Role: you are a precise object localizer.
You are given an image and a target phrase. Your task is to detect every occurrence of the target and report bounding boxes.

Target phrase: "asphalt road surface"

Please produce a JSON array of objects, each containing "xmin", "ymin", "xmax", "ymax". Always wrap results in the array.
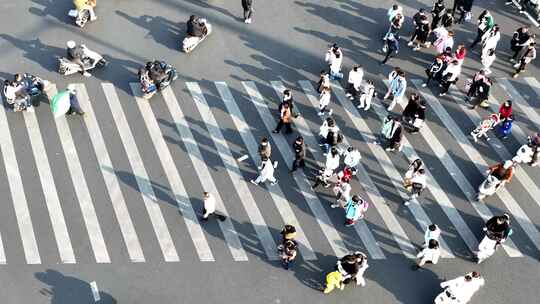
[{"xmin": 0, "ymin": 0, "xmax": 539, "ymax": 303}]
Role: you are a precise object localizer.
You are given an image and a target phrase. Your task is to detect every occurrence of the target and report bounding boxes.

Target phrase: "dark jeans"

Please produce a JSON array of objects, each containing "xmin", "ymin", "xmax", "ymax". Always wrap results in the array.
[
  {"xmin": 274, "ymin": 120, "xmax": 292, "ymax": 133},
  {"xmin": 68, "ymin": 94, "xmax": 84, "ymax": 114},
  {"xmin": 346, "ymin": 83, "xmax": 359, "ymax": 98},
  {"xmin": 291, "ymin": 158, "xmax": 305, "ymax": 171},
  {"xmin": 440, "ymin": 80, "xmax": 454, "ymax": 94},
  {"xmin": 381, "ymin": 48, "xmax": 396, "ymax": 64},
  {"xmin": 243, "ymin": 7, "xmax": 253, "ymax": 20},
  {"xmin": 311, "ymin": 174, "xmax": 329, "ymax": 189},
  {"xmin": 515, "ymin": 60, "xmax": 527, "ymax": 73},
  {"xmin": 511, "ymin": 46, "xmax": 524, "ymax": 60},
  {"xmin": 470, "ymin": 28, "xmax": 485, "ymax": 48}
]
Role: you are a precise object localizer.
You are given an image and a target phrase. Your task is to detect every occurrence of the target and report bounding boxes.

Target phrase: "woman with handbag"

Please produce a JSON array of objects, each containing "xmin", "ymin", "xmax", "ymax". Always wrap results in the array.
[
  {"xmin": 404, "ymin": 169, "xmax": 427, "ymax": 206},
  {"xmin": 439, "ymin": 60, "xmax": 461, "ymax": 96}
]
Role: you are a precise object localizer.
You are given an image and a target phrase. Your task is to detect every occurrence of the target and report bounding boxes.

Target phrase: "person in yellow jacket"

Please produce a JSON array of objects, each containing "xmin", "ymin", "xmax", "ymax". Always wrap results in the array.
[
  {"xmin": 323, "ymin": 271, "xmax": 345, "ymax": 294},
  {"xmin": 74, "ymin": 0, "xmax": 97, "ymax": 21}
]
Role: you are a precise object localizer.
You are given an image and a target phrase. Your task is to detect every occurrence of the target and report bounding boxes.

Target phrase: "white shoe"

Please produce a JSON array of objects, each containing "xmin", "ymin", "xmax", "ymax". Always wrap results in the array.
[
  {"xmin": 345, "ymin": 93, "xmax": 352, "ymax": 97},
  {"xmin": 328, "ymin": 109, "xmax": 333, "ymax": 115},
  {"xmin": 421, "ymin": 83, "xmax": 427, "ymax": 87},
  {"xmin": 330, "ymin": 204, "xmax": 340, "ymax": 208},
  {"xmin": 244, "ymin": 19, "xmax": 249, "ymax": 23},
  {"xmin": 90, "ymin": 16, "xmax": 98, "ymax": 21},
  {"xmin": 403, "ymin": 201, "xmax": 410, "ymax": 206},
  {"xmin": 270, "ymin": 181, "xmax": 278, "ymax": 186},
  {"xmin": 250, "ymin": 180, "xmax": 258, "ymax": 185},
  {"xmin": 247, "ymin": 18, "xmax": 252, "ymax": 24},
  {"xmin": 83, "ymin": 72, "xmax": 92, "ymax": 77},
  {"xmin": 407, "ymin": 41, "xmax": 414, "ymax": 47},
  {"xmin": 513, "ymin": 63, "xmax": 520, "ymax": 68},
  {"xmin": 317, "ymin": 111, "xmax": 324, "ymax": 116}
]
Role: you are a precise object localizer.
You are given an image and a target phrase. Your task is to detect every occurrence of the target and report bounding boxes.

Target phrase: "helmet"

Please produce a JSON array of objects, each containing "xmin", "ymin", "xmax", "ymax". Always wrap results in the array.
[
  {"xmin": 66, "ymin": 40, "xmax": 76, "ymax": 48},
  {"xmin": 503, "ymin": 160, "xmax": 513, "ymax": 169}
]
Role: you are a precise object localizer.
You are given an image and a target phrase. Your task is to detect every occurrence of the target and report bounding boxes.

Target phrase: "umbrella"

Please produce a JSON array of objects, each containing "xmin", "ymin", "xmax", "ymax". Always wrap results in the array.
[{"xmin": 50, "ymin": 90, "xmax": 71, "ymax": 118}]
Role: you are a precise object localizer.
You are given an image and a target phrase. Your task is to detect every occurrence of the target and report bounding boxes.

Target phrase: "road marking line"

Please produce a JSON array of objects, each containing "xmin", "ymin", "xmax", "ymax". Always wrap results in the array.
[
  {"xmin": 273, "ymin": 81, "xmax": 385, "ymax": 259},
  {"xmin": 163, "ymin": 85, "xmax": 248, "ymax": 261},
  {"xmin": 50, "ymin": 85, "xmax": 110, "ymax": 263},
  {"xmin": 503, "ymin": 78, "xmax": 540, "ymax": 131},
  {"xmin": 185, "ymin": 83, "xmax": 279, "ymax": 260},
  {"xmin": 130, "ymin": 83, "xmax": 214, "ymax": 262},
  {"xmin": 0, "ymin": 93, "xmax": 41, "ymax": 264},
  {"xmin": 0, "ymin": 233, "xmax": 5, "ymax": 264},
  {"xmin": 217, "ymin": 82, "xmax": 318, "ymax": 260},
  {"xmin": 237, "ymin": 155, "xmax": 249, "ymax": 162},
  {"xmin": 300, "ymin": 80, "xmax": 418, "ymax": 258},
  {"xmin": 74, "ymin": 84, "xmax": 145, "ymax": 263},
  {"xmin": 103, "ymin": 83, "xmax": 179, "ymax": 262},
  {"xmin": 413, "ymin": 79, "xmax": 523, "ymax": 257},
  {"xmin": 90, "ymin": 281, "xmax": 100, "ymax": 302},
  {"xmin": 23, "ymin": 99, "xmax": 76, "ymax": 263}
]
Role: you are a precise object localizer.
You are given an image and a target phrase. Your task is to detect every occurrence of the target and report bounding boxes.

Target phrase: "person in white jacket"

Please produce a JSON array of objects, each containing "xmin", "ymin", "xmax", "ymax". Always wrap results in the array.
[
  {"xmin": 415, "ymin": 239, "xmax": 440, "ymax": 269},
  {"xmin": 332, "ymin": 176, "xmax": 351, "ymax": 208},
  {"xmin": 342, "ymin": 146, "xmax": 361, "ymax": 175},
  {"xmin": 318, "ymin": 87, "xmax": 333, "ymax": 116},
  {"xmin": 423, "ymin": 224, "xmax": 441, "ymax": 248},
  {"xmin": 437, "ymin": 272, "xmax": 484, "ymax": 304},
  {"xmin": 312, "ymin": 148, "xmax": 340, "ymax": 190},
  {"xmin": 201, "ymin": 192, "xmax": 226, "ymax": 222},
  {"xmin": 251, "ymin": 156, "xmax": 277, "ymax": 186},
  {"xmin": 345, "ymin": 66, "xmax": 364, "ymax": 100},
  {"xmin": 404, "ymin": 168, "xmax": 427, "ymax": 206},
  {"xmin": 358, "ymin": 80, "xmax": 375, "ymax": 111},
  {"xmin": 481, "ymin": 48, "xmax": 496, "ymax": 75},
  {"xmin": 325, "ymin": 44, "xmax": 344, "ymax": 80},
  {"xmin": 481, "ymin": 25, "xmax": 500, "ymax": 57}
]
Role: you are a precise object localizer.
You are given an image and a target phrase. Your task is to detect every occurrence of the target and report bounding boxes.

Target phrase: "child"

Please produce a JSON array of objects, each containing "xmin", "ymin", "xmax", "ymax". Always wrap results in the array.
[
  {"xmin": 358, "ymin": 80, "xmax": 376, "ymax": 110},
  {"xmin": 344, "ymin": 195, "xmax": 369, "ymax": 227},
  {"xmin": 280, "ymin": 239, "xmax": 297, "ymax": 270},
  {"xmin": 470, "ymin": 113, "xmax": 500, "ymax": 142},
  {"xmin": 323, "ymin": 270, "xmax": 345, "ymax": 294}
]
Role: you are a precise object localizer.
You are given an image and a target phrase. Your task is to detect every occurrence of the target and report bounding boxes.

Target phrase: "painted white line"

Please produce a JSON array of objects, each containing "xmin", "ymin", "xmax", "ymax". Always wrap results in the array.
[
  {"xmin": 272, "ymin": 81, "xmax": 385, "ymax": 259},
  {"xmin": 184, "ymin": 83, "xmax": 278, "ymax": 260},
  {"xmin": 413, "ymin": 79, "xmax": 524, "ymax": 257},
  {"xmin": 129, "ymin": 83, "xmax": 214, "ymax": 262},
  {"xmin": 162, "ymin": 85, "xmax": 248, "ymax": 261},
  {"xmin": 73, "ymin": 84, "xmax": 145, "ymax": 263},
  {"xmin": 90, "ymin": 281, "xmax": 100, "ymax": 302},
  {"xmin": 299, "ymin": 80, "xmax": 415, "ymax": 258},
  {"xmin": 237, "ymin": 155, "xmax": 249, "ymax": 162},
  {"xmin": 0, "ymin": 94, "xmax": 41, "ymax": 264},
  {"xmin": 23, "ymin": 100, "xmax": 76, "ymax": 263},
  {"xmin": 51, "ymin": 85, "xmax": 110, "ymax": 263},
  {"xmin": 103, "ymin": 83, "xmax": 179, "ymax": 262},
  {"xmin": 375, "ymin": 81, "xmax": 479, "ymax": 254},
  {"xmin": 0, "ymin": 233, "xmax": 6, "ymax": 264},
  {"xmin": 216, "ymin": 82, "xmax": 318, "ymax": 260}
]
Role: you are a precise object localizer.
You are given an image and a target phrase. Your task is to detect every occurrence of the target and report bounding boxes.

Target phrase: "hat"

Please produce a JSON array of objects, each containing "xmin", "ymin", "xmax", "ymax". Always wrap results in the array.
[{"xmin": 66, "ymin": 40, "xmax": 76, "ymax": 48}]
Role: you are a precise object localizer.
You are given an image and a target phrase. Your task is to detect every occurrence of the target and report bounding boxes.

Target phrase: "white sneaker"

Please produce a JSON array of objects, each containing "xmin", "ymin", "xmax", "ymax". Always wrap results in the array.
[
  {"xmin": 513, "ymin": 63, "xmax": 520, "ymax": 68},
  {"xmin": 250, "ymin": 180, "xmax": 258, "ymax": 185},
  {"xmin": 407, "ymin": 41, "xmax": 414, "ymax": 47},
  {"xmin": 421, "ymin": 83, "xmax": 427, "ymax": 87},
  {"xmin": 345, "ymin": 93, "xmax": 352, "ymax": 97},
  {"xmin": 330, "ymin": 204, "xmax": 340, "ymax": 208},
  {"xmin": 83, "ymin": 72, "xmax": 92, "ymax": 77},
  {"xmin": 244, "ymin": 19, "xmax": 249, "ymax": 23},
  {"xmin": 403, "ymin": 201, "xmax": 410, "ymax": 206},
  {"xmin": 247, "ymin": 18, "xmax": 252, "ymax": 24},
  {"xmin": 317, "ymin": 111, "xmax": 324, "ymax": 116},
  {"xmin": 270, "ymin": 181, "xmax": 278, "ymax": 186},
  {"xmin": 328, "ymin": 109, "xmax": 333, "ymax": 115}
]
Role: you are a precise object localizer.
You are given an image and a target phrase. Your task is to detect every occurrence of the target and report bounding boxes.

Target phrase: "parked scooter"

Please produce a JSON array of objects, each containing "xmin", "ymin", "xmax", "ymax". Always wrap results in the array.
[
  {"xmin": 513, "ymin": 136, "xmax": 540, "ymax": 166},
  {"xmin": 58, "ymin": 44, "xmax": 107, "ymax": 76},
  {"xmin": 182, "ymin": 19, "xmax": 212, "ymax": 53}
]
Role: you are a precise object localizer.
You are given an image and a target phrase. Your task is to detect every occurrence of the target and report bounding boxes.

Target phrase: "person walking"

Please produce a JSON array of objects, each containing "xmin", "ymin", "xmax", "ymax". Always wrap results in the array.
[
  {"xmin": 481, "ymin": 49, "xmax": 496, "ymax": 75},
  {"xmin": 439, "ymin": 59, "xmax": 461, "ymax": 96},
  {"xmin": 312, "ymin": 147, "xmax": 340, "ymax": 190},
  {"xmin": 423, "ymin": 224, "xmax": 441, "ymax": 248},
  {"xmin": 433, "ymin": 30, "xmax": 454, "ymax": 54},
  {"xmin": 404, "ymin": 168, "xmax": 427, "ymax": 205},
  {"xmin": 318, "ymin": 86, "xmax": 333, "ymax": 116},
  {"xmin": 258, "ymin": 137, "xmax": 271, "ymax": 160},
  {"xmin": 409, "ymin": 15, "xmax": 430, "ymax": 51},
  {"xmin": 437, "ymin": 272, "xmax": 485, "ymax": 304},
  {"xmin": 512, "ymin": 42, "xmax": 536, "ymax": 78},
  {"xmin": 384, "ymin": 68, "xmax": 407, "ymax": 110},
  {"xmin": 381, "ymin": 115, "xmax": 403, "ymax": 151},
  {"xmin": 316, "ymin": 70, "xmax": 330, "ymax": 93},
  {"xmin": 481, "ymin": 25, "xmax": 500, "ymax": 58},
  {"xmin": 290, "ymin": 136, "xmax": 305, "ymax": 172},
  {"xmin": 251, "ymin": 156, "xmax": 277, "ymax": 186},
  {"xmin": 201, "ymin": 192, "xmax": 226, "ymax": 222},
  {"xmin": 66, "ymin": 85, "xmax": 85, "ymax": 116},
  {"xmin": 408, "ymin": 8, "xmax": 427, "ymax": 45},
  {"xmin": 323, "ymin": 270, "xmax": 345, "ymax": 294},
  {"xmin": 344, "ymin": 195, "xmax": 369, "ymax": 227},
  {"xmin": 241, "ymin": 0, "xmax": 253, "ymax": 24},
  {"xmin": 280, "ymin": 89, "xmax": 299, "ymax": 118},
  {"xmin": 387, "ymin": 4, "xmax": 403, "ymax": 24},
  {"xmin": 510, "ymin": 27, "xmax": 531, "ymax": 62},
  {"xmin": 422, "ymin": 56, "xmax": 444, "ymax": 87},
  {"xmin": 319, "ymin": 117, "xmax": 342, "ymax": 154},
  {"xmin": 342, "ymin": 146, "xmax": 361, "ymax": 175},
  {"xmin": 404, "ymin": 158, "xmax": 423, "ymax": 187},
  {"xmin": 358, "ymin": 80, "xmax": 376, "ymax": 110},
  {"xmin": 431, "ymin": 0, "xmax": 446, "ymax": 30},
  {"xmin": 401, "ymin": 94, "xmax": 426, "ymax": 133},
  {"xmin": 345, "ymin": 66, "xmax": 364, "ymax": 101},
  {"xmin": 454, "ymin": 43, "xmax": 467, "ymax": 66},
  {"xmin": 465, "ymin": 69, "xmax": 488, "ymax": 103},
  {"xmin": 325, "ymin": 44, "xmax": 344, "ymax": 80},
  {"xmin": 280, "ymin": 239, "xmax": 297, "ymax": 270},
  {"xmin": 272, "ymin": 102, "xmax": 293, "ymax": 134},
  {"xmin": 381, "ymin": 32, "xmax": 399, "ymax": 65},
  {"xmin": 332, "ymin": 175, "xmax": 352, "ymax": 208},
  {"xmin": 441, "ymin": 9, "xmax": 454, "ymax": 28},
  {"xmin": 415, "ymin": 239, "xmax": 441, "ymax": 269},
  {"xmin": 470, "ymin": 10, "xmax": 494, "ymax": 49}
]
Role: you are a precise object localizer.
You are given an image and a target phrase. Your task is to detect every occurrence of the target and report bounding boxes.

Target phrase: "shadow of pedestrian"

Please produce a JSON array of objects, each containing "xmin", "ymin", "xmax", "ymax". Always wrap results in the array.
[
  {"xmin": 0, "ymin": 35, "xmax": 63, "ymax": 73},
  {"xmin": 115, "ymin": 11, "xmax": 182, "ymax": 50},
  {"xmin": 35, "ymin": 269, "xmax": 117, "ymax": 304},
  {"xmin": 28, "ymin": 0, "xmax": 73, "ymax": 25}
]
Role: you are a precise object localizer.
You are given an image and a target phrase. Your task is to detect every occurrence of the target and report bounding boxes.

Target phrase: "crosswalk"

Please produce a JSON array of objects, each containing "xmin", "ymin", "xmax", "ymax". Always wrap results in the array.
[{"xmin": 0, "ymin": 76, "xmax": 539, "ymax": 264}]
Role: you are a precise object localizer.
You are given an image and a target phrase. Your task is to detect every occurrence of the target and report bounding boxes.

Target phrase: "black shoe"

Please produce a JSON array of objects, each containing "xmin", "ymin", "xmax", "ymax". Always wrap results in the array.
[
  {"xmin": 272, "ymin": 130, "xmax": 278, "ymax": 133},
  {"xmin": 218, "ymin": 215, "xmax": 227, "ymax": 222}
]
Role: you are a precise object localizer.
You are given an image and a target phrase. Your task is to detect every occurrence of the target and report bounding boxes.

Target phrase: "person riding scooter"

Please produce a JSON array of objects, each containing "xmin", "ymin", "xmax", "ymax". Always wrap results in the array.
[
  {"xmin": 66, "ymin": 40, "xmax": 91, "ymax": 77},
  {"xmin": 487, "ymin": 160, "xmax": 514, "ymax": 187},
  {"xmin": 186, "ymin": 15, "xmax": 207, "ymax": 38},
  {"xmin": 73, "ymin": 0, "xmax": 97, "ymax": 21},
  {"xmin": 145, "ymin": 60, "xmax": 176, "ymax": 90}
]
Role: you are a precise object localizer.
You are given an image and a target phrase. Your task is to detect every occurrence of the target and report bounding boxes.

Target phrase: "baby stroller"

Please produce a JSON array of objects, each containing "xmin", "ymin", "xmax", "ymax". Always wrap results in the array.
[{"xmin": 471, "ymin": 113, "xmax": 500, "ymax": 142}]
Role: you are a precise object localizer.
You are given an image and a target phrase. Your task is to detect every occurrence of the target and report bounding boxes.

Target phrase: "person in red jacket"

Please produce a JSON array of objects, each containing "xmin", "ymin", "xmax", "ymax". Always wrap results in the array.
[
  {"xmin": 454, "ymin": 43, "xmax": 467, "ymax": 65},
  {"xmin": 498, "ymin": 100, "xmax": 512, "ymax": 121}
]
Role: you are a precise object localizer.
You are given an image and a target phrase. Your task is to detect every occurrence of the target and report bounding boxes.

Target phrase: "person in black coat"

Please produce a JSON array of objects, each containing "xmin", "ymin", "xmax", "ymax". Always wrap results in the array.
[
  {"xmin": 242, "ymin": 0, "xmax": 253, "ymax": 24},
  {"xmin": 290, "ymin": 136, "xmax": 305, "ymax": 172},
  {"xmin": 431, "ymin": 0, "xmax": 445, "ymax": 29},
  {"xmin": 402, "ymin": 94, "xmax": 426, "ymax": 133}
]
